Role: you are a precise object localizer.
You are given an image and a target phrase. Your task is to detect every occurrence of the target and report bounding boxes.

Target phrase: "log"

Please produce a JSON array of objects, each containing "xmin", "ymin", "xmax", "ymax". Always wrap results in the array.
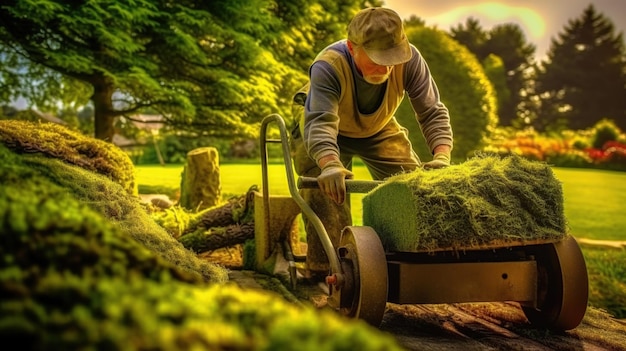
[
  {"xmin": 179, "ymin": 187, "xmax": 258, "ymax": 253},
  {"xmin": 184, "ymin": 187, "xmax": 256, "ymax": 234},
  {"xmin": 179, "ymin": 222, "xmax": 255, "ymax": 253},
  {"xmin": 179, "ymin": 147, "xmax": 221, "ymax": 211}
]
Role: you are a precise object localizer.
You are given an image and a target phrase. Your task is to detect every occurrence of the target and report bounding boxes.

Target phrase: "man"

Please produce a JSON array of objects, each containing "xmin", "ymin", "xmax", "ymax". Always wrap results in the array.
[{"xmin": 291, "ymin": 7, "xmax": 453, "ymax": 279}]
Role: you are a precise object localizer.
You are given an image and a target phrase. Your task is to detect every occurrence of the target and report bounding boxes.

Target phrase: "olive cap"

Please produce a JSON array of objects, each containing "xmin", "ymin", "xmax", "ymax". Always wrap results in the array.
[{"xmin": 347, "ymin": 7, "xmax": 412, "ymax": 66}]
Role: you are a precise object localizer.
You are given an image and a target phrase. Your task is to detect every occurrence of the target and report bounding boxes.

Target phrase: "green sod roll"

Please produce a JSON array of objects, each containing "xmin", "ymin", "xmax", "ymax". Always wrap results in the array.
[{"xmin": 362, "ymin": 154, "xmax": 568, "ymax": 252}]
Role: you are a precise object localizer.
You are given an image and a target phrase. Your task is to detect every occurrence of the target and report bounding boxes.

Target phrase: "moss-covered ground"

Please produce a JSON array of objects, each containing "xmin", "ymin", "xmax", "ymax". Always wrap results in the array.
[{"xmin": 0, "ymin": 120, "xmax": 402, "ymax": 350}]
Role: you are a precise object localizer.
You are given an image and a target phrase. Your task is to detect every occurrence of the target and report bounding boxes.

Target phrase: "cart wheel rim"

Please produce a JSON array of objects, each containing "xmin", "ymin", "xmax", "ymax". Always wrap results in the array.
[
  {"xmin": 338, "ymin": 226, "xmax": 388, "ymax": 326},
  {"xmin": 523, "ymin": 235, "xmax": 588, "ymax": 330}
]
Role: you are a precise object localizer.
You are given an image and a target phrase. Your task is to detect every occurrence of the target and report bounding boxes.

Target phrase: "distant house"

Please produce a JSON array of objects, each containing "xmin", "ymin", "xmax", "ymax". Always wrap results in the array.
[
  {"xmin": 33, "ymin": 110, "xmax": 66, "ymax": 125},
  {"xmin": 114, "ymin": 114, "xmax": 166, "ymax": 164},
  {"xmin": 113, "ymin": 114, "xmax": 165, "ymax": 148},
  {"xmin": 28, "ymin": 109, "xmax": 164, "ymax": 149}
]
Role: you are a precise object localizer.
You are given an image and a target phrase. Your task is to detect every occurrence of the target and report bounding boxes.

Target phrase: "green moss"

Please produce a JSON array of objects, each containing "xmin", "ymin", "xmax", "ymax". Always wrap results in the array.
[
  {"xmin": 0, "ymin": 142, "xmax": 227, "ymax": 283},
  {"xmin": 1, "ymin": 275, "xmax": 402, "ymax": 350},
  {"xmin": 0, "ymin": 150, "xmax": 211, "ymax": 284},
  {"xmin": 0, "ymin": 131, "xmax": 405, "ymax": 350},
  {"xmin": 363, "ymin": 154, "xmax": 567, "ymax": 251},
  {"xmin": 0, "ymin": 119, "xmax": 137, "ymax": 195}
]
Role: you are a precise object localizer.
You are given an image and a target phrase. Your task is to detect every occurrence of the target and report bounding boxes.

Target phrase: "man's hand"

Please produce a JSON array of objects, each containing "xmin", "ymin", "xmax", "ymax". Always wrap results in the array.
[
  {"xmin": 317, "ymin": 160, "xmax": 354, "ymax": 205},
  {"xmin": 422, "ymin": 152, "xmax": 450, "ymax": 170}
]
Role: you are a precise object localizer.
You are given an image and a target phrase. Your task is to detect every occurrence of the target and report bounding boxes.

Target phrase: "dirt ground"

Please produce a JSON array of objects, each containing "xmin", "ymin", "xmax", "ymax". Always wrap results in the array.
[{"xmin": 207, "ymin": 245, "xmax": 626, "ymax": 351}]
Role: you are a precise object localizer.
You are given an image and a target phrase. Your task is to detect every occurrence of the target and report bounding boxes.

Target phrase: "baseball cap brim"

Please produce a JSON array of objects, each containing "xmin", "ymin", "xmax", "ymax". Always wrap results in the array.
[{"xmin": 364, "ymin": 37, "xmax": 412, "ymax": 66}]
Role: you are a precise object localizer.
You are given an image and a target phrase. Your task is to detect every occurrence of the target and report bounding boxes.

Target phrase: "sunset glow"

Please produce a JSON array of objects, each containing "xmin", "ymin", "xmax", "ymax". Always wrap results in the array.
[{"xmin": 430, "ymin": 2, "xmax": 546, "ymax": 39}]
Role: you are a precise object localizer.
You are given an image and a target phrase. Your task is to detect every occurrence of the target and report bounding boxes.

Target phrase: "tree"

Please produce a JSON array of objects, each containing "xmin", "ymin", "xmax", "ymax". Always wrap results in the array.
[
  {"xmin": 534, "ymin": 5, "xmax": 626, "ymax": 131},
  {"xmin": 484, "ymin": 24, "xmax": 536, "ymax": 127},
  {"xmin": 267, "ymin": 0, "xmax": 381, "ymax": 72},
  {"xmin": 0, "ymin": 0, "xmax": 367, "ymax": 141},
  {"xmin": 449, "ymin": 18, "xmax": 489, "ymax": 59},
  {"xmin": 450, "ymin": 19, "xmax": 536, "ymax": 127}
]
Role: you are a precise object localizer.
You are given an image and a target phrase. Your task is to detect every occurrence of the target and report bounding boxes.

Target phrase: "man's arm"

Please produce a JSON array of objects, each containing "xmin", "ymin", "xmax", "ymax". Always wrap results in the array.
[
  {"xmin": 304, "ymin": 61, "xmax": 354, "ymax": 204},
  {"xmin": 403, "ymin": 46, "xmax": 453, "ymax": 157},
  {"xmin": 303, "ymin": 61, "xmax": 343, "ymax": 168}
]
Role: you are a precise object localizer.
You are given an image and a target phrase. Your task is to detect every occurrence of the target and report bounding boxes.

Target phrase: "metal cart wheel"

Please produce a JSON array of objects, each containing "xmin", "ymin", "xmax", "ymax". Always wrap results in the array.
[
  {"xmin": 332, "ymin": 226, "xmax": 388, "ymax": 326},
  {"xmin": 522, "ymin": 235, "xmax": 589, "ymax": 330}
]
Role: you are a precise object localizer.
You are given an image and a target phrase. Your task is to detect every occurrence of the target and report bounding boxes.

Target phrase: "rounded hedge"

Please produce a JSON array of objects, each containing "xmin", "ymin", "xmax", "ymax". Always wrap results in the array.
[{"xmin": 395, "ymin": 26, "xmax": 498, "ymax": 162}]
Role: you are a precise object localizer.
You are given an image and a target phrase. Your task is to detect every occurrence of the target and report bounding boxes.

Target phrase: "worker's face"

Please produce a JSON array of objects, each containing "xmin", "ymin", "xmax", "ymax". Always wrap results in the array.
[{"xmin": 349, "ymin": 42, "xmax": 392, "ymax": 85}]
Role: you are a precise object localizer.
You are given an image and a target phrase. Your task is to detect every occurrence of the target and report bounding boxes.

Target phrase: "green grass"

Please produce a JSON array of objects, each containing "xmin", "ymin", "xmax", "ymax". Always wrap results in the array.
[
  {"xmin": 136, "ymin": 164, "xmax": 626, "ymax": 241},
  {"xmin": 551, "ymin": 168, "xmax": 626, "ymax": 240}
]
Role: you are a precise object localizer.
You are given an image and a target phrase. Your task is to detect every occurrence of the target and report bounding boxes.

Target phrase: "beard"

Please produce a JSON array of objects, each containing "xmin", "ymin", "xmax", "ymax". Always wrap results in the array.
[{"xmin": 363, "ymin": 73, "xmax": 390, "ymax": 85}]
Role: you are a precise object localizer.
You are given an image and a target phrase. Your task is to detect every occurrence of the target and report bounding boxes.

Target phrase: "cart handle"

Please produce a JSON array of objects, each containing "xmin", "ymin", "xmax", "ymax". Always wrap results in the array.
[
  {"xmin": 298, "ymin": 177, "xmax": 383, "ymax": 194},
  {"xmin": 260, "ymin": 114, "xmax": 344, "ymax": 280}
]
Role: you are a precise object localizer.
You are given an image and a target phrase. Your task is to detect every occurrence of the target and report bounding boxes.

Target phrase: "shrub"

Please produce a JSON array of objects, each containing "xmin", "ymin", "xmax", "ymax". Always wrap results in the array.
[
  {"xmin": 483, "ymin": 122, "xmax": 626, "ymax": 171},
  {"xmin": 396, "ymin": 25, "xmax": 498, "ymax": 162},
  {"xmin": 545, "ymin": 149, "xmax": 592, "ymax": 168},
  {"xmin": 591, "ymin": 119, "xmax": 622, "ymax": 149}
]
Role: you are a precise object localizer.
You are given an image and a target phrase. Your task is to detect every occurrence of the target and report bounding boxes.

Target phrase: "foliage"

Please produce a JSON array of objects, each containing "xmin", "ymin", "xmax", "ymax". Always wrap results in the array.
[
  {"xmin": 396, "ymin": 25, "xmax": 498, "ymax": 161},
  {"xmin": 484, "ymin": 119, "xmax": 626, "ymax": 171},
  {"xmin": 265, "ymin": 0, "xmax": 378, "ymax": 72},
  {"xmin": 482, "ymin": 54, "xmax": 510, "ymax": 117},
  {"xmin": 534, "ymin": 5, "xmax": 626, "ymax": 131},
  {"xmin": 448, "ymin": 18, "xmax": 488, "ymax": 57},
  {"xmin": 590, "ymin": 119, "xmax": 623, "ymax": 149},
  {"xmin": 0, "ymin": 0, "xmax": 365, "ymax": 142},
  {"xmin": 450, "ymin": 18, "xmax": 536, "ymax": 127}
]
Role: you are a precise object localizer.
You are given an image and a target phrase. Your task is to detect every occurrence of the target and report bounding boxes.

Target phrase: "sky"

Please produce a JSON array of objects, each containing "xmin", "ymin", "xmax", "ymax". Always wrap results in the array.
[{"xmin": 383, "ymin": 0, "xmax": 626, "ymax": 59}]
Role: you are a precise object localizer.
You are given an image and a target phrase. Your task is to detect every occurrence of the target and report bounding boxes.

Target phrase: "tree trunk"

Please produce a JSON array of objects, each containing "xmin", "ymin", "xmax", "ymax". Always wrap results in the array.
[
  {"xmin": 179, "ymin": 147, "xmax": 221, "ymax": 212},
  {"xmin": 91, "ymin": 74, "xmax": 117, "ymax": 142}
]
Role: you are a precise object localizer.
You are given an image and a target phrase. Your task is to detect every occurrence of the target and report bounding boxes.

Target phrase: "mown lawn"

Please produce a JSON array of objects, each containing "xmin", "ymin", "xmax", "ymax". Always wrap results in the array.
[{"xmin": 552, "ymin": 168, "xmax": 626, "ymax": 241}]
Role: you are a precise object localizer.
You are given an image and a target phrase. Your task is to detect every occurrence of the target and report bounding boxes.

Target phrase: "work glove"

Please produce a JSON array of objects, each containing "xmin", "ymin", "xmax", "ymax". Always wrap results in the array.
[
  {"xmin": 422, "ymin": 152, "xmax": 450, "ymax": 170},
  {"xmin": 317, "ymin": 160, "xmax": 354, "ymax": 205}
]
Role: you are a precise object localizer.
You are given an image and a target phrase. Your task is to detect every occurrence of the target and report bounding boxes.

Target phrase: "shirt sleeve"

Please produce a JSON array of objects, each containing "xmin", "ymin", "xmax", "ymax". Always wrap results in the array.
[
  {"xmin": 303, "ymin": 61, "xmax": 342, "ymax": 166},
  {"xmin": 404, "ymin": 46, "xmax": 454, "ymax": 154}
]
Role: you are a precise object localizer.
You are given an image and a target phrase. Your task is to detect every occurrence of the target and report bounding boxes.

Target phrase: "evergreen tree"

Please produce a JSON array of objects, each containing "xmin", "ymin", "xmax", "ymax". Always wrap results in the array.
[
  {"xmin": 450, "ymin": 19, "xmax": 536, "ymax": 127},
  {"xmin": 450, "ymin": 18, "xmax": 489, "ymax": 60},
  {"xmin": 484, "ymin": 24, "xmax": 536, "ymax": 127},
  {"xmin": 534, "ymin": 4, "xmax": 626, "ymax": 131}
]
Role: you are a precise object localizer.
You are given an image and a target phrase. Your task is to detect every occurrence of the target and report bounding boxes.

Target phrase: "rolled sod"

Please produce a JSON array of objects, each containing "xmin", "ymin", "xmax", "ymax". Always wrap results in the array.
[{"xmin": 362, "ymin": 155, "xmax": 568, "ymax": 252}]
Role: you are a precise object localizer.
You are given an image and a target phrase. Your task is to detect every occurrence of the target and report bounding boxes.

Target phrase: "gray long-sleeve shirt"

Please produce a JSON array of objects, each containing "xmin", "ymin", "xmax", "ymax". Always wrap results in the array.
[{"xmin": 303, "ymin": 40, "xmax": 453, "ymax": 164}]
